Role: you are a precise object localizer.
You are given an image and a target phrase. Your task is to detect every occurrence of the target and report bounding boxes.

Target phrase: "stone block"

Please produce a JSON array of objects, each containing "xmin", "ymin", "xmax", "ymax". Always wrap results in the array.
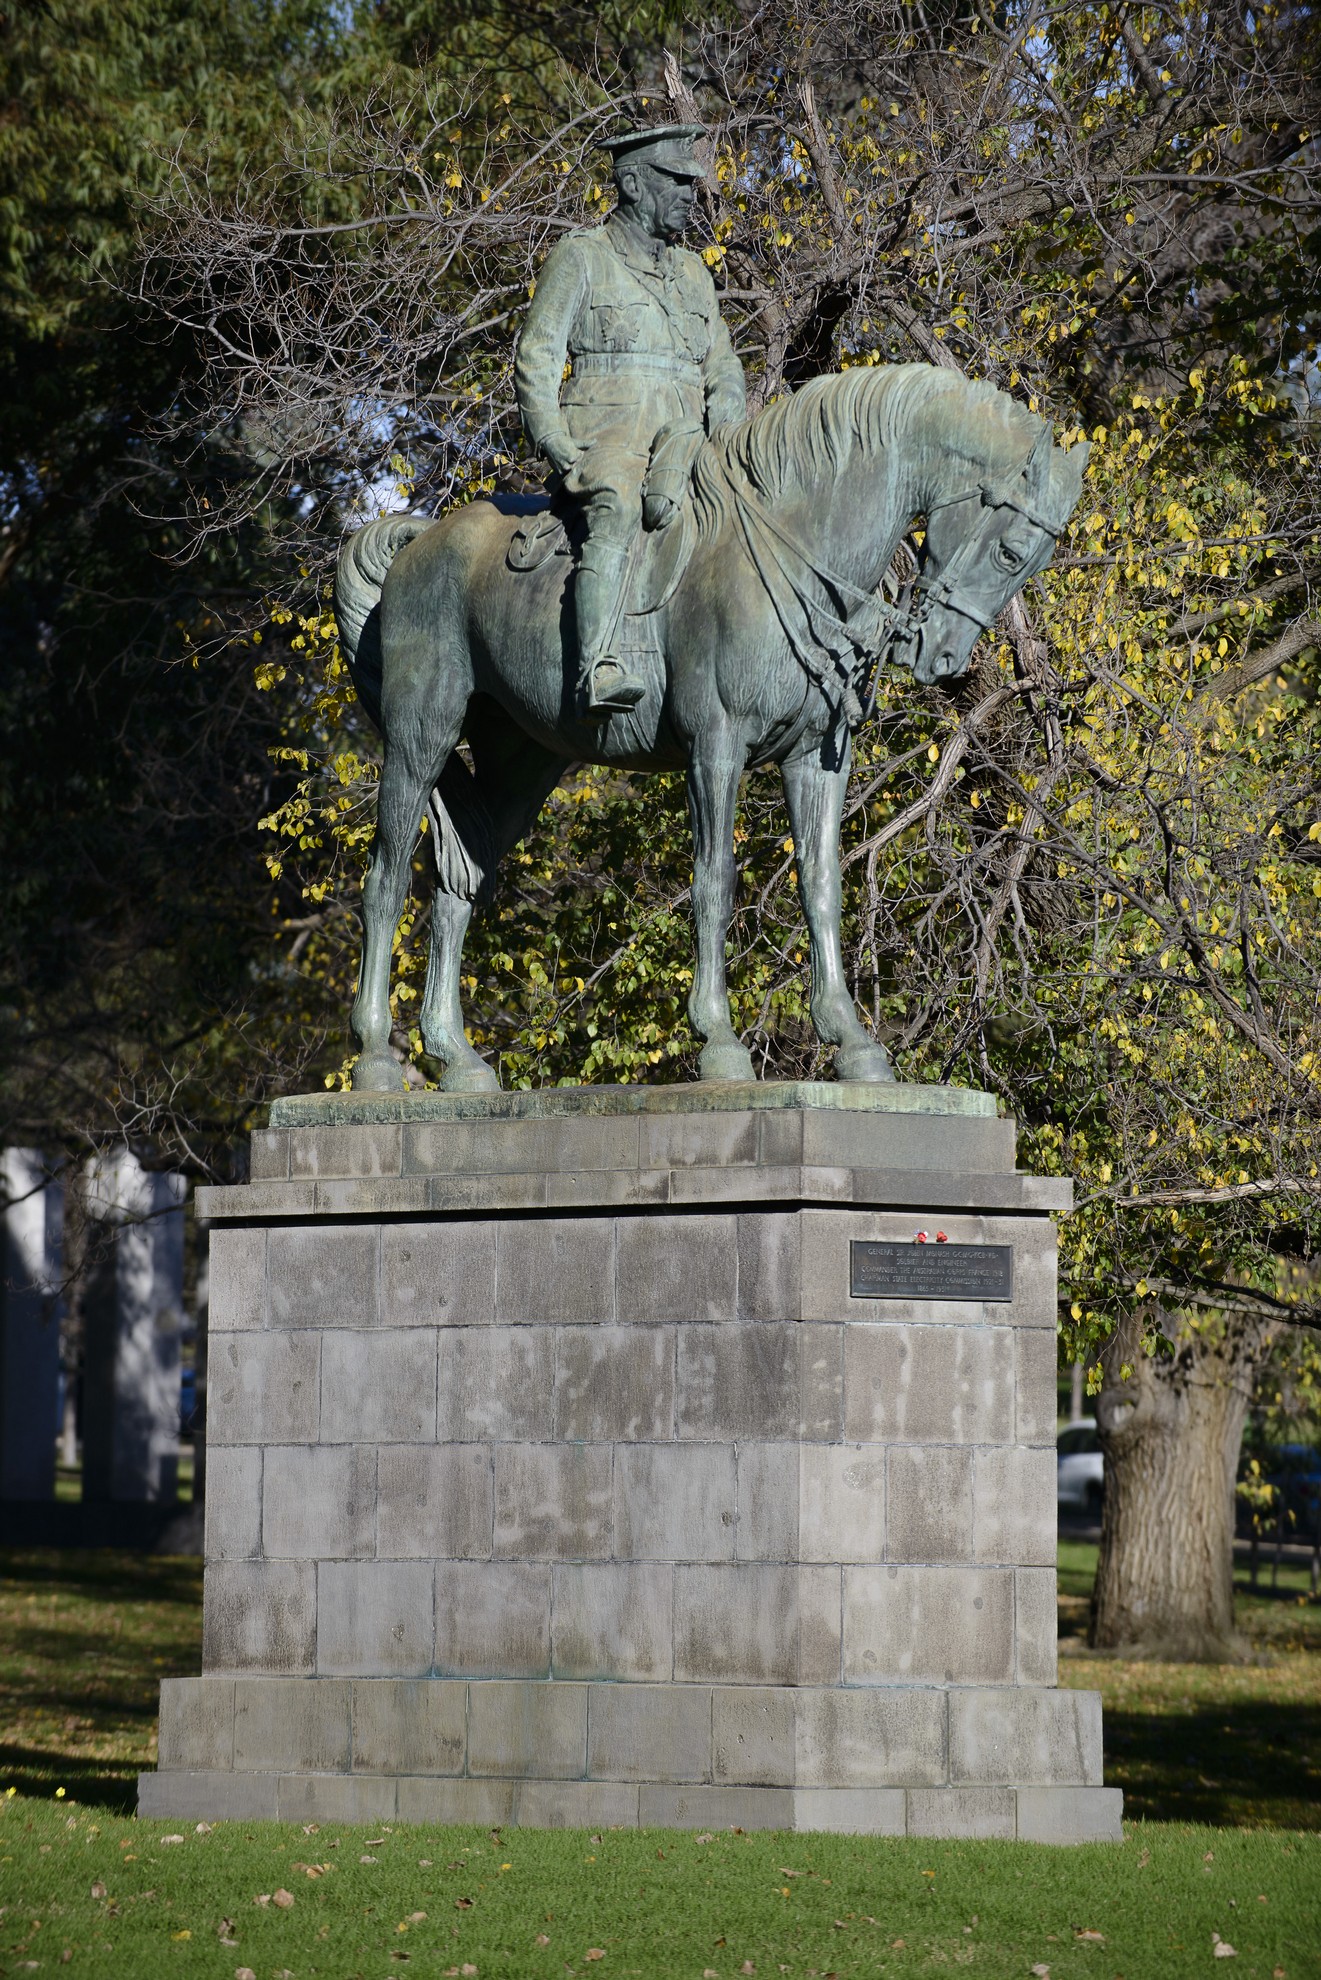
[
  {"xmin": 278, "ymin": 1774, "xmax": 399, "ymax": 1822},
  {"xmin": 735, "ymin": 1442, "xmax": 799, "ymax": 1560},
  {"xmin": 674, "ymin": 1565, "xmax": 798, "ymax": 1684},
  {"xmin": 381, "ymin": 1221, "xmax": 495, "ymax": 1327},
  {"xmin": 288, "ymin": 1123, "xmax": 401, "ymax": 1180},
  {"xmin": 907, "ymin": 1786, "xmax": 1016, "ymax": 1839},
  {"xmin": 1015, "ymin": 1329, "xmax": 1058, "ymax": 1443},
  {"xmin": 792, "ymin": 1787, "xmax": 907, "ymax": 1834},
  {"xmin": 556, "ymin": 1325, "xmax": 674, "ymax": 1442},
  {"xmin": 406, "ymin": 1113, "xmax": 641, "ymax": 1181},
  {"xmin": 437, "ymin": 1328, "xmax": 556, "ymax": 1442},
  {"xmin": 157, "ymin": 1677, "xmax": 235, "ymax": 1771},
  {"xmin": 552, "ymin": 1563, "xmax": 673, "ymax": 1681},
  {"xmin": 138, "ymin": 1769, "xmax": 279, "ymax": 1821},
  {"xmin": 495, "ymin": 1215, "xmax": 615, "ymax": 1324},
  {"xmin": 949, "ymin": 1688, "xmax": 1102, "ymax": 1787},
  {"xmin": 797, "ymin": 1565, "xmax": 843, "ymax": 1685},
  {"xmin": 799, "ymin": 1111, "xmax": 1015, "ymax": 1176},
  {"xmin": 316, "ymin": 1562, "xmax": 434, "ymax": 1677},
  {"xmin": 248, "ymin": 1128, "xmax": 290, "ymax": 1180},
  {"xmin": 712, "ymin": 1686, "xmax": 794, "ymax": 1786},
  {"xmin": 736, "ymin": 1212, "xmax": 802, "ymax": 1323},
  {"xmin": 886, "ymin": 1446, "xmax": 973, "ymax": 1562},
  {"xmin": 676, "ymin": 1324, "xmax": 821, "ymax": 1441},
  {"xmin": 207, "ymin": 1332, "xmax": 320, "ymax": 1446},
  {"xmin": 208, "ymin": 1227, "xmax": 267, "ymax": 1329},
  {"xmin": 435, "ymin": 1561, "xmax": 550, "ymax": 1677},
  {"xmin": 494, "ymin": 1443, "xmax": 613, "ymax": 1560},
  {"xmin": 843, "ymin": 1565, "xmax": 1014, "ymax": 1685},
  {"xmin": 320, "ymin": 1328, "xmax": 436, "ymax": 1443},
  {"xmin": 801, "ymin": 1324, "xmax": 845, "ymax": 1441},
  {"xmin": 614, "ymin": 1443, "xmax": 735, "ymax": 1562},
  {"xmin": 973, "ymin": 1446, "xmax": 1056, "ymax": 1566},
  {"xmin": 843, "ymin": 1324, "xmax": 1015, "ymax": 1445},
  {"xmin": 262, "ymin": 1444, "xmax": 376, "ymax": 1560},
  {"xmin": 268, "ymin": 1224, "xmax": 379, "ymax": 1328},
  {"xmin": 377, "ymin": 1445, "xmax": 493, "ymax": 1560},
  {"xmin": 800, "ymin": 1444, "xmax": 887, "ymax": 1565},
  {"xmin": 795, "ymin": 1687, "xmax": 947, "ymax": 1788},
  {"xmin": 1015, "ymin": 1569, "xmax": 1059, "ymax": 1686},
  {"xmin": 204, "ymin": 1446, "xmax": 263, "ymax": 1561},
  {"xmin": 638, "ymin": 1109, "xmax": 757, "ymax": 1172},
  {"xmin": 468, "ymin": 1679, "xmax": 588, "ymax": 1779},
  {"xmin": 586, "ymin": 1683, "xmax": 713, "ymax": 1784},
  {"xmin": 638, "ymin": 1783, "xmax": 793, "ymax": 1831},
  {"xmin": 1016, "ymin": 1786, "xmax": 1124, "ymax": 1844},
  {"xmin": 514, "ymin": 1779, "xmax": 641, "ymax": 1829},
  {"xmin": 430, "ymin": 1172, "xmax": 549, "ymax": 1214},
  {"xmin": 232, "ymin": 1676, "xmax": 351, "ymax": 1772},
  {"xmin": 203, "ymin": 1560, "xmax": 316, "ymax": 1673},
  {"xmin": 397, "ymin": 1777, "xmax": 519, "ymax": 1825},
  {"xmin": 615, "ymin": 1212, "xmax": 738, "ymax": 1322},
  {"xmin": 316, "ymin": 1177, "xmax": 431, "ymax": 1216},
  {"xmin": 351, "ymin": 1678, "xmax": 466, "ymax": 1775}
]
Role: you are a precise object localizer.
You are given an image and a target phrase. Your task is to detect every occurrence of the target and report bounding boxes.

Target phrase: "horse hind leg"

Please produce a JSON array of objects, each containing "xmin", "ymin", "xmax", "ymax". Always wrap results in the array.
[
  {"xmin": 419, "ymin": 725, "xmax": 564, "ymax": 1091},
  {"xmin": 686, "ymin": 738, "xmax": 756, "ymax": 1083}
]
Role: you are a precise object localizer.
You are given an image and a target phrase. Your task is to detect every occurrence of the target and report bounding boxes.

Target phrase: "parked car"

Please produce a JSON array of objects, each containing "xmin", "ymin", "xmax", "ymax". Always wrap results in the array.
[
  {"xmin": 1057, "ymin": 1417, "xmax": 1104, "ymax": 1513},
  {"xmin": 1269, "ymin": 1444, "xmax": 1321, "ymax": 1535}
]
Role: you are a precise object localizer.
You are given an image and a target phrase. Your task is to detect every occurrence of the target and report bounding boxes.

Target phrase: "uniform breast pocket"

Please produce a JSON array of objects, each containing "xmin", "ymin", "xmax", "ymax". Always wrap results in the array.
[
  {"xmin": 590, "ymin": 301, "xmax": 648, "ymax": 354},
  {"xmin": 680, "ymin": 310, "xmax": 712, "ymax": 363}
]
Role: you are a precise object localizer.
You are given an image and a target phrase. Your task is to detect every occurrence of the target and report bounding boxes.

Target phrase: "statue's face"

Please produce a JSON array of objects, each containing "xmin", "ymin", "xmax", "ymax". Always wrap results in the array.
[{"xmin": 618, "ymin": 161, "xmax": 698, "ymax": 240}]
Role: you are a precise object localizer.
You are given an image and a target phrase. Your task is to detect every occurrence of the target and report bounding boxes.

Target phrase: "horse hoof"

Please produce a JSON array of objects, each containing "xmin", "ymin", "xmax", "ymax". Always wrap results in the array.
[
  {"xmin": 698, "ymin": 1041, "xmax": 755, "ymax": 1083},
  {"xmin": 351, "ymin": 1052, "xmax": 407, "ymax": 1094},
  {"xmin": 835, "ymin": 1041, "xmax": 895, "ymax": 1083},
  {"xmin": 440, "ymin": 1058, "xmax": 500, "ymax": 1094}
]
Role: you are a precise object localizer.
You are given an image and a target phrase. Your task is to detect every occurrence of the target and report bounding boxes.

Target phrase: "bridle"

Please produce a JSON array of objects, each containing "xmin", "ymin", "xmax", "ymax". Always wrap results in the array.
[{"xmin": 894, "ymin": 481, "xmax": 1067, "ymax": 645}]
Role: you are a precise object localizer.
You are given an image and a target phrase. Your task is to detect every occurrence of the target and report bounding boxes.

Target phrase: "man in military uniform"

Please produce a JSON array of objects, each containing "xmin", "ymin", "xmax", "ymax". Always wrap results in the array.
[{"xmin": 514, "ymin": 123, "xmax": 747, "ymax": 715}]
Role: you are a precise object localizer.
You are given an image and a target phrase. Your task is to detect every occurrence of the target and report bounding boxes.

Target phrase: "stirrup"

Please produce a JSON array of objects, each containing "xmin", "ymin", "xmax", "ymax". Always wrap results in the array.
[{"xmin": 583, "ymin": 658, "xmax": 646, "ymax": 715}]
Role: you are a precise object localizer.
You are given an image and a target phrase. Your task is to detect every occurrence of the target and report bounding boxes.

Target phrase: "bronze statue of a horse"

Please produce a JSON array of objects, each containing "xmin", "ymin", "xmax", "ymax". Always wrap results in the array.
[{"xmin": 334, "ymin": 363, "xmax": 1088, "ymax": 1091}]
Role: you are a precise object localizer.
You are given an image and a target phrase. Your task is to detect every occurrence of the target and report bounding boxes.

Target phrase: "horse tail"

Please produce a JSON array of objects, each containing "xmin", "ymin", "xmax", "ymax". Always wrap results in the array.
[{"xmin": 334, "ymin": 514, "xmax": 433, "ymax": 729}]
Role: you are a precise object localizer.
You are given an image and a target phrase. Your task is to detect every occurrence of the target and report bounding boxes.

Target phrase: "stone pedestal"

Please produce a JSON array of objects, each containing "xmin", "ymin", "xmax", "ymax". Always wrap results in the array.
[{"xmin": 141, "ymin": 1083, "xmax": 1120, "ymax": 1841}]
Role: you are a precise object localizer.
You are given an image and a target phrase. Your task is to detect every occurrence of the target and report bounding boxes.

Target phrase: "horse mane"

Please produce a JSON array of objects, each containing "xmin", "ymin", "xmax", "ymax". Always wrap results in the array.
[{"xmin": 697, "ymin": 364, "xmax": 1046, "ymax": 533}]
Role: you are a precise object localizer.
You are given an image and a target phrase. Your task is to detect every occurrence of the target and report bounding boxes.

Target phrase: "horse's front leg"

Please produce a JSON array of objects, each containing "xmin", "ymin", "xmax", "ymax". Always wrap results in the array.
[
  {"xmin": 686, "ymin": 739, "xmax": 756, "ymax": 1082},
  {"xmin": 780, "ymin": 745, "xmax": 894, "ymax": 1083}
]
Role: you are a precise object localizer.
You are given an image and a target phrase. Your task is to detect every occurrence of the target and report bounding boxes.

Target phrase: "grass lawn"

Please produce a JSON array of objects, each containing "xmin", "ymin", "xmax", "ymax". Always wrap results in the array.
[{"xmin": 1, "ymin": 1544, "xmax": 1318, "ymax": 1977}]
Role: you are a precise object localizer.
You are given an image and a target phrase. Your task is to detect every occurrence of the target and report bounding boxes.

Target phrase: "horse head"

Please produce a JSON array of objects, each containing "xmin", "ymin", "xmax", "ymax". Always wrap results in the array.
[{"xmin": 889, "ymin": 423, "xmax": 1090, "ymax": 687}]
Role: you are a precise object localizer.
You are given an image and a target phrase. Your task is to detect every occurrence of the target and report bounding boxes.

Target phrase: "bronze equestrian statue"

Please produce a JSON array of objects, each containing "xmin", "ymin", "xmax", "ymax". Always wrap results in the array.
[{"xmin": 335, "ymin": 125, "xmax": 1089, "ymax": 1094}]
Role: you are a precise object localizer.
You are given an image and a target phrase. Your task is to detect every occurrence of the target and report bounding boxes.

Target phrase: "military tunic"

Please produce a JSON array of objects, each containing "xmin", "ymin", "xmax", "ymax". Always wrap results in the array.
[{"xmin": 514, "ymin": 212, "xmax": 746, "ymax": 549}]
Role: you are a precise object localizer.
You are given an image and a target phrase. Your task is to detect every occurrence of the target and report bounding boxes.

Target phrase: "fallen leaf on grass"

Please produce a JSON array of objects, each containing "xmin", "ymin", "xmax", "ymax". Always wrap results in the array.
[
  {"xmin": 255, "ymin": 1895, "xmax": 271, "ymax": 1907},
  {"xmin": 171, "ymin": 1930, "xmax": 191, "ymax": 1940},
  {"xmin": 409, "ymin": 1911, "xmax": 427, "ymax": 1922},
  {"xmin": 1213, "ymin": 1936, "xmax": 1237, "ymax": 1959},
  {"xmin": 366, "ymin": 1838, "xmax": 386, "ymax": 1846},
  {"xmin": 1031, "ymin": 1966, "xmax": 1051, "ymax": 1977},
  {"xmin": 695, "ymin": 1833, "xmax": 714, "ymax": 1845},
  {"xmin": 90, "ymin": 1882, "xmax": 106, "ymax": 1899},
  {"xmin": 455, "ymin": 1896, "xmax": 474, "ymax": 1909},
  {"xmin": 272, "ymin": 1889, "xmax": 294, "ymax": 1910},
  {"xmin": 196, "ymin": 1822, "xmax": 213, "ymax": 1835},
  {"xmin": 218, "ymin": 1917, "xmax": 237, "ymax": 1945},
  {"xmin": 360, "ymin": 1854, "xmax": 378, "ymax": 1864},
  {"xmin": 160, "ymin": 1834, "xmax": 185, "ymax": 1845},
  {"xmin": 742, "ymin": 1965, "xmax": 755, "ymax": 1975},
  {"xmin": 1074, "ymin": 1929, "xmax": 1105, "ymax": 1942},
  {"xmin": 535, "ymin": 1934, "xmax": 550, "ymax": 1947},
  {"xmin": 236, "ymin": 1969, "xmax": 256, "ymax": 1980},
  {"xmin": 585, "ymin": 1952, "xmax": 606, "ymax": 1962}
]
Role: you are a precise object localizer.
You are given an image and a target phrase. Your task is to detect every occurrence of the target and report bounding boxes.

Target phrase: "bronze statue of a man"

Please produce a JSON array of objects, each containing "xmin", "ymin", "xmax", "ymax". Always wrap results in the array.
[{"xmin": 514, "ymin": 123, "xmax": 747, "ymax": 715}]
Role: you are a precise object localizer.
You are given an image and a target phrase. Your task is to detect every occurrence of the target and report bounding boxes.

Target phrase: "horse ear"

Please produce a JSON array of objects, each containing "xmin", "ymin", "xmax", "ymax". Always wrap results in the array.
[
  {"xmin": 1051, "ymin": 439, "xmax": 1091, "ymax": 515},
  {"xmin": 1023, "ymin": 421, "xmax": 1054, "ymax": 503}
]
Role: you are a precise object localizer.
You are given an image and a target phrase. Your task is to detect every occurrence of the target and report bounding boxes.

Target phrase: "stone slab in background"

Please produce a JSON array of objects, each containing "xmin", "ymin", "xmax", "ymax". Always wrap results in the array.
[{"xmin": 148, "ymin": 1087, "xmax": 1117, "ymax": 1842}]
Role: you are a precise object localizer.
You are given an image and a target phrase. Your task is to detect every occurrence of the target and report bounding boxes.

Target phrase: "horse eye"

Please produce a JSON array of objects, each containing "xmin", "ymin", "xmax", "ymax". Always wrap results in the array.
[{"xmin": 995, "ymin": 541, "xmax": 1024, "ymax": 570}]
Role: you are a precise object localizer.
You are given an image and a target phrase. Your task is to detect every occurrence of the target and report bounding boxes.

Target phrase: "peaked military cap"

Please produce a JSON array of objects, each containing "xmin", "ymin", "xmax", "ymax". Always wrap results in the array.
[{"xmin": 601, "ymin": 122, "xmax": 707, "ymax": 179}]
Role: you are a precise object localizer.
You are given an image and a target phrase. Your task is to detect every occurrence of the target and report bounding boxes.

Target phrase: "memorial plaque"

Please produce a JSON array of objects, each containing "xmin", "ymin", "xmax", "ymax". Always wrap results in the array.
[{"xmin": 850, "ymin": 1239, "xmax": 1014, "ymax": 1302}]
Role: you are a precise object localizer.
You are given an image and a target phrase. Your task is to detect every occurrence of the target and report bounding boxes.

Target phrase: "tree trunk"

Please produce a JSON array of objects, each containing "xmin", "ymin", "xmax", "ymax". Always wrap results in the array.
[{"xmin": 1090, "ymin": 1304, "xmax": 1275, "ymax": 1660}]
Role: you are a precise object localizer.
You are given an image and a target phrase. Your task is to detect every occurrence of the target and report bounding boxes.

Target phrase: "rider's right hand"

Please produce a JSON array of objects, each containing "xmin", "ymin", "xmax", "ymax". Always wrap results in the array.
[{"xmin": 543, "ymin": 433, "xmax": 584, "ymax": 475}]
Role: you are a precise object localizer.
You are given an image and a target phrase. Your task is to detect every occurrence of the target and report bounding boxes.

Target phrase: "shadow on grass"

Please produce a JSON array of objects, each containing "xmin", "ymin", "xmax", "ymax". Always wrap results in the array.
[
  {"xmin": 1103, "ymin": 1695, "xmax": 1321, "ymax": 1828},
  {"xmin": 0, "ymin": 1742, "xmax": 140, "ymax": 1814}
]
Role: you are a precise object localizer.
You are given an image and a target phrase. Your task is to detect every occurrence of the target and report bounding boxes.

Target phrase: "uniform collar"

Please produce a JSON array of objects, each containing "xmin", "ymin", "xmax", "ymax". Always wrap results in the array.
[{"xmin": 606, "ymin": 211, "xmax": 673, "ymax": 271}]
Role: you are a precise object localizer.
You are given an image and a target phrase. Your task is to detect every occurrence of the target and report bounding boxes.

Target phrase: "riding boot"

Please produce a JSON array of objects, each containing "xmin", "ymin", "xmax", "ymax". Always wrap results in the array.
[{"xmin": 575, "ymin": 540, "xmax": 646, "ymax": 715}]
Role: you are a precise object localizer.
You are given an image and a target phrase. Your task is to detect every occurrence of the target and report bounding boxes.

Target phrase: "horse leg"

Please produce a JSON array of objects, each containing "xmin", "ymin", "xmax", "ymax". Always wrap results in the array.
[
  {"xmin": 419, "ymin": 722, "xmax": 564, "ymax": 1091},
  {"xmin": 687, "ymin": 739, "xmax": 756, "ymax": 1082},
  {"xmin": 780, "ymin": 747, "xmax": 894, "ymax": 1083},
  {"xmin": 350, "ymin": 647, "xmax": 468, "ymax": 1093}
]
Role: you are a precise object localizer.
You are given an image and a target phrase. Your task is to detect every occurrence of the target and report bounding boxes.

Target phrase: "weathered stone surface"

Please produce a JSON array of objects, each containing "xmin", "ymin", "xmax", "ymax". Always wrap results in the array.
[
  {"xmin": 263, "ymin": 1444, "xmax": 376, "ymax": 1560},
  {"xmin": 843, "ymin": 1324, "xmax": 1015, "ymax": 1445},
  {"xmin": 1015, "ymin": 1329, "xmax": 1059, "ymax": 1443},
  {"xmin": 138, "ymin": 1769, "xmax": 279, "ymax": 1820},
  {"xmin": 800, "ymin": 1444, "xmax": 887, "ymax": 1565},
  {"xmin": 1016, "ymin": 1785, "xmax": 1124, "ymax": 1843},
  {"xmin": 232, "ymin": 1676, "xmax": 351, "ymax": 1772},
  {"xmin": 495, "ymin": 1215, "xmax": 615, "ymax": 1324},
  {"xmin": 157, "ymin": 1677, "xmax": 234, "ymax": 1772},
  {"xmin": 887, "ymin": 1445, "xmax": 973, "ymax": 1563},
  {"xmin": 712, "ymin": 1686, "xmax": 794, "ymax": 1785},
  {"xmin": 676, "ymin": 1324, "xmax": 840, "ymax": 1443},
  {"xmin": 396, "ymin": 1776, "xmax": 516, "ymax": 1824},
  {"xmin": 316, "ymin": 1562, "xmax": 435, "ymax": 1677},
  {"xmin": 320, "ymin": 1329, "xmax": 437, "ymax": 1443},
  {"xmin": 514, "ymin": 1779, "xmax": 641, "ymax": 1829},
  {"xmin": 843, "ymin": 1565, "xmax": 1015, "ymax": 1685},
  {"xmin": 203, "ymin": 1561, "xmax": 316, "ymax": 1674},
  {"xmin": 269, "ymin": 1224, "xmax": 379, "ymax": 1328},
  {"xmin": 278, "ymin": 1774, "xmax": 398, "ymax": 1822},
  {"xmin": 207, "ymin": 1332, "xmax": 320, "ymax": 1446},
  {"xmin": 586, "ymin": 1683, "xmax": 713, "ymax": 1783},
  {"xmin": 674, "ymin": 1565, "xmax": 799, "ymax": 1684},
  {"xmin": 615, "ymin": 1212, "xmax": 738, "ymax": 1321},
  {"xmin": 907, "ymin": 1785, "xmax": 1016, "ymax": 1839},
  {"xmin": 638, "ymin": 1783, "xmax": 793, "ymax": 1830},
  {"xmin": 381, "ymin": 1221, "xmax": 495, "ymax": 1326},
  {"xmin": 949, "ymin": 1687, "xmax": 1103, "ymax": 1787},
  {"xmin": 552, "ymin": 1563, "xmax": 673, "ymax": 1681},
  {"xmin": 435, "ymin": 1561, "xmax": 551, "ymax": 1678},
  {"xmin": 207, "ymin": 1227, "xmax": 267, "ymax": 1329},
  {"xmin": 203, "ymin": 1446, "xmax": 262, "ymax": 1561},
  {"xmin": 248, "ymin": 1128, "xmax": 290, "ymax": 1180},
  {"xmin": 494, "ymin": 1443, "xmax": 613, "ymax": 1560},
  {"xmin": 288, "ymin": 1123, "xmax": 402, "ymax": 1181},
  {"xmin": 792, "ymin": 1787, "xmax": 907, "ymax": 1834},
  {"xmin": 1015, "ymin": 1569, "xmax": 1059, "ymax": 1686},
  {"xmin": 736, "ymin": 1211, "xmax": 802, "ymax": 1322},
  {"xmin": 614, "ymin": 1442, "xmax": 735, "ymax": 1562},
  {"xmin": 795, "ymin": 1686, "xmax": 948, "ymax": 1787},
  {"xmin": 556, "ymin": 1325, "xmax": 674, "ymax": 1442},
  {"xmin": 468, "ymin": 1679, "xmax": 588, "ymax": 1779},
  {"xmin": 972, "ymin": 1446, "xmax": 1056, "ymax": 1567},
  {"xmin": 437, "ymin": 1328, "xmax": 556, "ymax": 1443},
  {"xmin": 376, "ymin": 1444, "xmax": 493, "ymax": 1560},
  {"xmin": 352, "ymin": 1678, "xmax": 466, "ymax": 1775}
]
